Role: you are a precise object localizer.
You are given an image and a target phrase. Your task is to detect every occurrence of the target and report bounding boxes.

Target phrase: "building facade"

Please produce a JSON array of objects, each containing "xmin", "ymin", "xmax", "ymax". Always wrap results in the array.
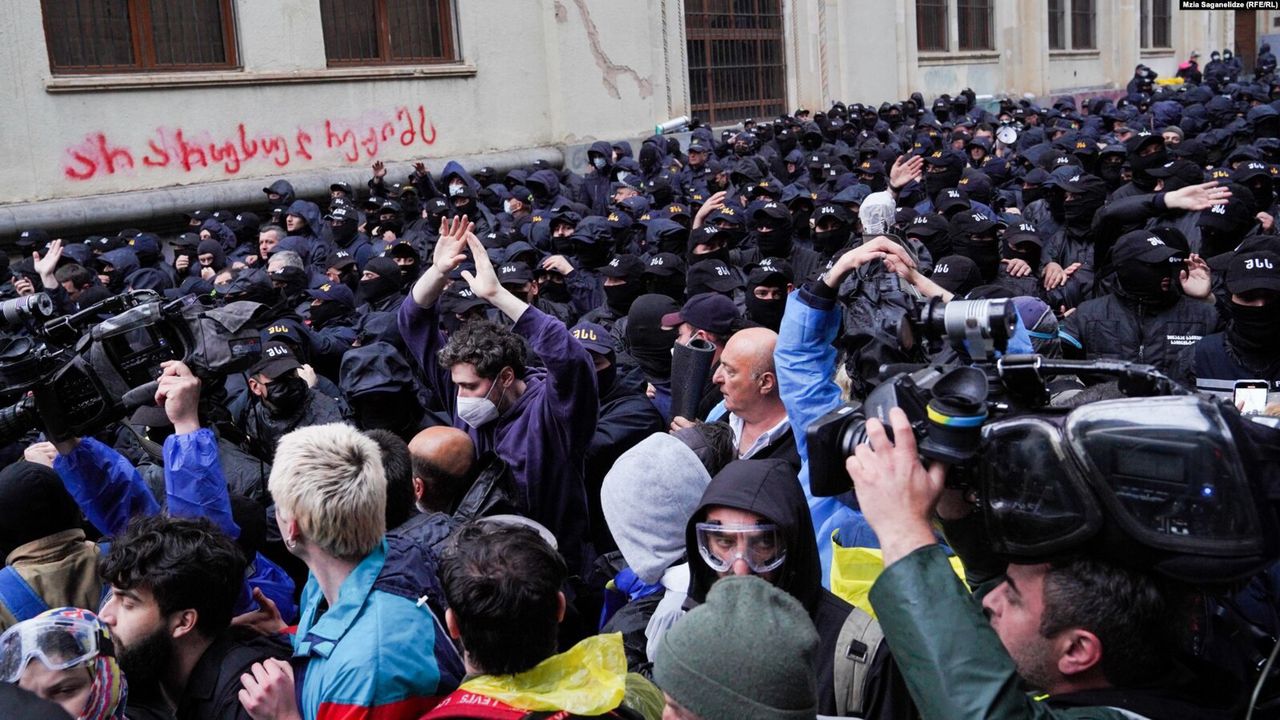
[{"xmin": 0, "ymin": 1, "xmax": 1244, "ymax": 236}]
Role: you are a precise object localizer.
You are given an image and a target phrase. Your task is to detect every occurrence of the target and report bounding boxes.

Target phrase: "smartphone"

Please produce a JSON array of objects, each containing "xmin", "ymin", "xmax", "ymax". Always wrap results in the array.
[{"xmin": 1234, "ymin": 380, "xmax": 1270, "ymax": 415}]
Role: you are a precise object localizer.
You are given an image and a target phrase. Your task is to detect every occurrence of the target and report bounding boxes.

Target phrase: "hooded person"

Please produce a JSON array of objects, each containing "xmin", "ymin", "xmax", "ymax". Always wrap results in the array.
[
  {"xmin": 440, "ymin": 161, "xmax": 498, "ymax": 237},
  {"xmin": 581, "ymin": 140, "xmax": 617, "ymax": 216},
  {"xmin": 581, "ymin": 254, "xmax": 646, "ymax": 335},
  {"xmin": 262, "ymin": 179, "xmax": 296, "ymax": 214},
  {"xmin": 235, "ymin": 342, "xmax": 345, "ymax": 462},
  {"xmin": 284, "ymin": 199, "xmax": 332, "ymax": 277},
  {"xmin": 682, "ymin": 459, "xmax": 902, "ymax": 718},
  {"xmin": 741, "ymin": 201, "xmax": 822, "ymax": 283},
  {"xmin": 199, "ymin": 217, "xmax": 237, "ymax": 255},
  {"xmin": 325, "ymin": 204, "xmax": 373, "ymax": 268},
  {"xmin": 95, "ymin": 248, "xmax": 139, "ymax": 294},
  {"xmin": 599, "ymin": 432, "xmax": 716, "ymax": 670},
  {"xmin": 339, "ymin": 341, "xmax": 429, "ymax": 441},
  {"xmin": 620, "ymin": 294, "xmax": 680, "ymax": 390},
  {"xmin": 357, "ymin": 256, "xmax": 406, "ymax": 314},
  {"xmin": 195, "ymin": 238, "xmax": 227, "ymax": 278},
  {"xmin": 947, "ymin": 209, "xmax": 1006, "ymax": 284},
  {"xmin": 1042, "ymin": 171, "xmax": 1107, "ymax": 307}
]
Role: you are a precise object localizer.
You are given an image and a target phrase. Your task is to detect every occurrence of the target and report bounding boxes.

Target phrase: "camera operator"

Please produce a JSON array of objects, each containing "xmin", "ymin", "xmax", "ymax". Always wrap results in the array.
[{"xmin": 842, "ymin": 408, "xmax": 1238, "ymax": 719}]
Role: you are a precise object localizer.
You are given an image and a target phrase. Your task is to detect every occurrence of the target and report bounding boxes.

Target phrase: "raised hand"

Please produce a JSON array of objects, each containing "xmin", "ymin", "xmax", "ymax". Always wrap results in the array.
[
  {"xmin": 889, "ymin": 154, "xmax": 924, "ymax": 191},
  {"xmin": 431, "ymin": 215, "xmax": 473, "ymax": 276},
  {"xmin": 371, "ymin": 160, "xmax": 387, "ymax": 180},
  {"xmin": 1164, "ymin": 180, "xmax": 1231, "ymax": 212},
  {"xmin": 460, "ymin": 234, "xmax": 501, "ymax": 301}
]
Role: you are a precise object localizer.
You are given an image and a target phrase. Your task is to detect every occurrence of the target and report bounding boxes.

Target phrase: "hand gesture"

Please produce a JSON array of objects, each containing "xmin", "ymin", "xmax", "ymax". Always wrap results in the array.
[
  {"xmin": 33, "ymin": 239, "xmax": 63, "ymax": 284},
  {"xmin": 175, "ymin": 254, "xmax": 191, "ymax": 272},
  {"xmin": 14, "ymin": 276, "xmax": 34, "ymax": 297},
  {"xmin": 1001, "ymin": 258, "xmax": 1032, "ymax": 278},
  {"xmin": 692, "ymin": 191, "xmax": 727, "ymax": 229},
  {"xmin": 460, "ymin": 234, "xmax": 501, "ymax": 300},
  {"xmin": 1042, "ymin": 261, "xmax": 1067, "ymax": 290},
  {"xmin": 1258, "ymin": 211, "xmax": 1275, "ymax": 232},
  {"xmin": 155, "ymin": 361, "xmax": 201, "ymax": 435},
  {"xmin": 431, "ymin": 215, "xmax": 473, "ymax": 276},
  {"xmin": 844, "ymin": 407, "xmax": 948, "ymax": 565},
  {"xmin": 540, "ymin": 254, "xmax": 576, "ymax": 277},
  {"xmin": 371, "ymin": 160, "xmax": 387, "ymax": 180},
  {"xmin": 239, "ymin": 658, "xmax": 300, "ymax": 720},
  {"xmin": 231, "ymin": 587, "xmax": 287, "ymax": 637},
  {"xmin": 413, "ymin": 161, "xmax": 428, "ymax": 177},
  {"xmin": 1179, "ymin": 253, "xmax": 1212, "ymax": 299},
  {"xmin": 296, "ymin": 364, "xmax": 317, "ymax": 388},
  {"xmin": 889, "ymin": 154, "xmax": 924, "ymax": 191},
  {"xmin": 823, "ymin": 236, "xmax": 915, "ymax": 289},
  {"xmin": 1164, "ymin": 180, "xmax": 1231, "ymax": 212}
]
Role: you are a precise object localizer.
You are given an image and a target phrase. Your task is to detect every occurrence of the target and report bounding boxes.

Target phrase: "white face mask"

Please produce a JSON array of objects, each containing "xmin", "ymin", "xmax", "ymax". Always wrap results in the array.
[
  {"xmin": 592, "ymin": 156, "xmax": 607, "ymax": 171},
  {"xmin": 448, "ymin": 181, "xmax": 466, "ymax": 197},
  {"xmin": 457, "ymin": 376, "xmax": 502, "ymax": 428},
  {"xmin": 503, "ymin": 199, "xmax": 517, "ymax": 215}
]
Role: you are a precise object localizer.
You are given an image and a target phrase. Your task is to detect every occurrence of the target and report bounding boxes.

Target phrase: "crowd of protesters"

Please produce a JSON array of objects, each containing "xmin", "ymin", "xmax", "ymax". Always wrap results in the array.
[{"xmin": 4, "ymin": 45, "xmax": 1280, "ymax": 720}]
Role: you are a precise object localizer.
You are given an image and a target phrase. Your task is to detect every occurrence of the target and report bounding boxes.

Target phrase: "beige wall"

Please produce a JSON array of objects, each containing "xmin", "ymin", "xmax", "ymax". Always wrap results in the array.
[{"xmin": 0, "ymin": 0, "xmax": 673, "ymax": 209}]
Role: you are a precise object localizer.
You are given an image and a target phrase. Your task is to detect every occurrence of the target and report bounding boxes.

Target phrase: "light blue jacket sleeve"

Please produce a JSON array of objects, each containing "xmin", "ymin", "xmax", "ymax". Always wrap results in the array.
[
  {"xmin": 775, "ymin": 290, "xmax": 878, "ymax": 586},
  {"xmin": 53, "ymin": 437, "xmax": 161, "ymax": 536}
]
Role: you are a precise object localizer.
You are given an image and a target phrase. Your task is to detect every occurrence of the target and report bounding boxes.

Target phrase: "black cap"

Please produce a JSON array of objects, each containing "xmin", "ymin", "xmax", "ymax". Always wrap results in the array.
[
  {"xmin": 950, "ymin": 209, "xmax": 1005, "ymax": 237},
  {"xmin": 599, "ymin": 254, "xmax": 646, "ymax": 280},
  {"xmin": 661, "ymin": 292, "xmax": 740, "ymax": 335},
  {"xmin": 1227, "ymin": 251, "xmax": 1280, "ymax": 294},
  {"xmin": 570, "ymin": 322, "xmax": 615, "ymax": 355},
  {"xmin": 644, "ymin": 252, "xmax": 686, "ymax": 278},
  {"xmin": 687, "ymin": 259, "xmax": 742, "ymax": 293},
  {"xmin": 1232, "ymin": 160, "xmax": 1272, "ymax": 184},
  {"xmin": 1147, "ymin": 159, "xmax": 1205, "ymax": 188},
  {"xmin": 1003, "ymin": 220, "xmax": 1044, "ymax": 247},
  {"xmin": 905, "ymin": 213, "xmax": 950, "ymax": 238},
  {"xmin": 250, "ymin": 341, "xmax": 301, "ymax": 380},
  {"xmin": 1111, "ymin": 230, "xmax": 1184, "ymax": 265},
  {"xmin": 326, "ymin": 205, "xmax": 357, "ymax": 223},
  {"xmin": 930, "ymin": 255, "xmax": 984, "ymax": 295},
  {"xmin": 934, "ymin": 188, "xmax": 970, "ymax": 215},
  {"xmin": 747, "ymin": 257, "xmax": 795, "ymax": 286},
  {"xmin": 498, "ymin": 261, "xmax": 534, "ymax": 286}
]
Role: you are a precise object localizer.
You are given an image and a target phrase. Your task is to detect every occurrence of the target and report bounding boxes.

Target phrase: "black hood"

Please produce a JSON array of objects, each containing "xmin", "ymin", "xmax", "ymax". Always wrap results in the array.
[{"xmin": 685, "ymin": 459, "xmax": 822, "ymax": 614}]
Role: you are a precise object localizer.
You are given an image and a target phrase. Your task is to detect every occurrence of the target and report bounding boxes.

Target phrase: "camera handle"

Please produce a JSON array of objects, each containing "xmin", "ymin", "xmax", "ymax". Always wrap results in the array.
[{"xmin": 996, "ymin": 354, "xmax": 1191, "ymax": 405}]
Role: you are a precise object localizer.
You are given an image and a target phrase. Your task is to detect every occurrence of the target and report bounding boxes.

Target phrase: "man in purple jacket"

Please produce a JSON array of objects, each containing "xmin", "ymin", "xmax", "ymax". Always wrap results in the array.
[{"xmin": 398, "ymin": 216, "xmax": 599, "ymax": 573}]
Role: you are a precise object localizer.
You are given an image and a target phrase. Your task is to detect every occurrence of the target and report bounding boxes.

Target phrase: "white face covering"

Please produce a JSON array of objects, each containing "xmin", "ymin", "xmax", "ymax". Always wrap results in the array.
[
  {"xmin": 503, "ymin": 199, "xmax": 517, "ymax": 215},
  {"xmin": 457, "ymin": 375, "xmax": 503, "ymax": 428}
]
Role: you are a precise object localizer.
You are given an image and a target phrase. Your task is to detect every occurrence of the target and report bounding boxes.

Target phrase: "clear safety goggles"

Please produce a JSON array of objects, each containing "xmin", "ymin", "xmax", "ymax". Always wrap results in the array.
[
  {"xmin": 0, "ymin": 614, "xmax": 109, "ymax": 683},
  {"xmin": 695, "ymin": 522, "xmax": 787, "ymax": 574}
]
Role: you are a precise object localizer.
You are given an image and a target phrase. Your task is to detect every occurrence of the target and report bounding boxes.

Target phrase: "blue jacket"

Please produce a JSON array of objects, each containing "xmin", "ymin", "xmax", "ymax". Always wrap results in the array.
[
  {"xmin": 775, "ymin": 288, "xmax": 879, "ymax": 585},
  {"xmin": 53, "ymin": 431, "xmax": 298, "ymax": 622},
  {"xmin": 294, "ymin": 540, "xmax": 461, "ymax": 720}
]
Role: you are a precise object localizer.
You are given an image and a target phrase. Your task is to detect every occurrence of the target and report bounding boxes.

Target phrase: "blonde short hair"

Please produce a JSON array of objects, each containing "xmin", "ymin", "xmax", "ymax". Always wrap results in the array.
[{"xmin": 268, "ymin": 423, "xmax": 386, "ymax": 560}]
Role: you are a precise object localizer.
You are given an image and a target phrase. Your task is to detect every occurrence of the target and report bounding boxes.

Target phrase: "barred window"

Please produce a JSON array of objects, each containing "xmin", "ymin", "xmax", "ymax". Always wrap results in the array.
[
  {"xmin": 1048, "ymin": 0, "xmax": 1065, "ymax": 50},
  {"xmin": 916, "ymin": 0, "xmax": 949, "ymax": 52},
  {"xmin": 686, "ymin": 0, "xmax": 786, "ymax": 124},
  {"xmin": 320, "ymin": 0, "xmax": 457, "ymax": 66},
  {"xmin": 41, "ymin": 0, "xmax": 237, "ymax": 74},
  {"xmin": 1071, "ymin": 0, "xmax": 1096, "ymax": 50},
  {"xmin": 957, "ymin": 0, "xmax": 993, "ymax": 51}
]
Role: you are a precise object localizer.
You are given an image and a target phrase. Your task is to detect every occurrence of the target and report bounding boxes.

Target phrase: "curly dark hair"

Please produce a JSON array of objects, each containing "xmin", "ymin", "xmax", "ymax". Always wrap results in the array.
[
  {"xmin": 437, "ymin": 320, "xmax": 527, "ymax": 380},
  {"xmin": 100, "ymin": 514, "xmax": 247, "ymax": 638},
  {"xmin": 440, "ymin": 521, "xmax": 567, "ymax": 675}
]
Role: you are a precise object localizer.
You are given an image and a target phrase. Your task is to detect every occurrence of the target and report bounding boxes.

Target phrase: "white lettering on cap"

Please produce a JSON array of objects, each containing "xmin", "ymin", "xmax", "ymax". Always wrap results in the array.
[
  {"xmin": 1210, "ymin": 204, "xmax": 1227, "ymax": 215},
  {"xmin": 1245, "ymin": 257, "xmax": 1276, "ymax": 270}
]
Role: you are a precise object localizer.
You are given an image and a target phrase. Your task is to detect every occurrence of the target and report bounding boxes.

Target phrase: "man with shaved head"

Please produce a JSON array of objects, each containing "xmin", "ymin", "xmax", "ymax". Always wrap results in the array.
[
  {"xmin": 711, "ymin": 327, "xmax": 800, "ymax": 467},
  {"xmin": 409, "ymin": 426, "xmax": 477, "ymax": 514},
  {"xmin": 394, "ymin": 426, "xmax": 517, "ymax": 550}
]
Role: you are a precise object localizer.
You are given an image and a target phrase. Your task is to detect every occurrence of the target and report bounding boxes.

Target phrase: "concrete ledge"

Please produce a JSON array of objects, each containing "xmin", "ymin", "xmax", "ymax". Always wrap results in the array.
[
  {"xmin": 918, "ymin": 52, "xmax": 1001, "ymax": 67},
  {"xmin": 0, "ymin": 145, "xmax": 562, "ymax": 237},
  {"xmin": 45, "ymin": 64, "xmax": 478, "ymax": 93}
]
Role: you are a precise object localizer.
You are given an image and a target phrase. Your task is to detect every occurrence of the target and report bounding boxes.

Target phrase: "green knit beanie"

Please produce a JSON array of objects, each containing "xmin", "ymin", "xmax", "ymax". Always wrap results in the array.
[{"xmin": 654, "ymin": 575, "xmax": 819, "ymax": 720}]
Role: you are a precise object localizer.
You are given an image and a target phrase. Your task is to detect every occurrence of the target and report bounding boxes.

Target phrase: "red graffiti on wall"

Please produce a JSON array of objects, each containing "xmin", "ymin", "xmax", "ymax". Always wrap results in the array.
[{"xmin": 63, "ymin": 105, "xmax": 437, "ymax": 181}]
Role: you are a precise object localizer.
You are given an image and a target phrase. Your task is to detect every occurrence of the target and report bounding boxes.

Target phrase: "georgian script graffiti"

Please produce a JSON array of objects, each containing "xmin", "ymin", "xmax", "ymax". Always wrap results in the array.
[{"xmin": 63, "ymin": 105, "xmax": 437, "ymax": 181}]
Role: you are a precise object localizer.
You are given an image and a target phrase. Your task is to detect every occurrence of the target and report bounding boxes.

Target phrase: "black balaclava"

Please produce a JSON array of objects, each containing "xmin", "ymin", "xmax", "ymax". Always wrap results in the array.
[
  {"xmin": 1129, "ymin": 143, "xmax": 1170, "ymax": 192},
  {"xmin": 309, "ymin": 301, "xmax": 350, "ymax": 331},
  {"xmin": 1230, "ymin": 300, "xmax": 1280, "ymax": 358},
  {"xmin": 1062, "ymin": 178, "xmax": 1107, "ymax": 232},
  {"xmin": 1116, "ymin": 259, "xmax": 1180, "ymax": 306},
  {"xmin": 813, "ymin": 224, "xmax": 851, "ymax": 256},
  {"xmin": 332, "ymin": 219, "xmax": 358, "ymax": 246},
  {"xmin": 604, "ymin": 280, "xmax": 645, "ymax": 314},
  {"xmin": 925, "ymin": 163, "xmax": 964, "ymax": 201},
  {"xmin": 358, "ymin": 257, "xmax": 403, "ymax": 305},
  {"xmin": 1003, "ymin": 239, "xmax": 1042, "ymax": 270},
  {"xmin": 953, "ymin": 234, "xmax": 1003, "ymax": 283},
  {"xmin": 625, "ymin": 294, "xmax": 680, "ymax": 383},
  {"xmin": 1098, "ymin": 157, "xmax": 1126, "ymax": 191},
  {"xmin": 745, "ymin": 285, "xmax": 787, "ymax": 331},
  {"xmin": 647, "ymin": 274, "xmax": 686, "ymax": 302}
]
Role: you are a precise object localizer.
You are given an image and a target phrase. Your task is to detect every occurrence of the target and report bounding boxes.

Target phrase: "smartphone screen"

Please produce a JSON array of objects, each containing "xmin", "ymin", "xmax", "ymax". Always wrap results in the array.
[{"xmin": 1234, "ymin": 380, "xmax": 1270, "ymax": 415}]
